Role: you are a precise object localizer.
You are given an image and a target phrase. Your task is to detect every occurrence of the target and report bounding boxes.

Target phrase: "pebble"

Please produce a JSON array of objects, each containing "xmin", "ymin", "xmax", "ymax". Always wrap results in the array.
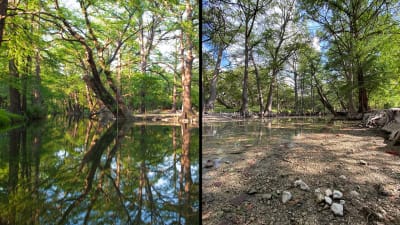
[
  {"xmin": 350, "ymin": 190, "xmax": 360, "ymax": 197},
  {"xmin": 339, "ymin": 175, "xmax": 347, "ymax": 180},
  {"xmin": 262, "ymin": 193, "xmax": 272, "ymax": 200},
  {"xmin": 325, "ymin": 196, "xmax": 333, "ymax": 205},
  {"xmin": 294, "ymin": 179, "xmax": 310, "ymax": 191},
  {"xmin": 248, "ymin": 188, "xmax": 257, "ymax": 195},
  {"xmin": 315, "ymin": 192, "xmax": 325, "ymax": 203},
  {"xmin": 340, "ymin": 200, "xmax": 345, "ymax": 205},
  {"xmin": 325, "ymin": 189, "xmax": 333, "ymax": 197},
  {"xmin": 333, "ymin": 190, "xmax": 343, "ymax": 199},
  {"xmin": 331, "ymin": 203, "xmax": 344, "ymax": 216},
  {"xmin": 359, "ymin": 160, "xmax": 368, "ymax": 165},
  {"xmin": 204, "ymin": 160, "xmax": 214, "ymax": 168},
  {"xmin": 282, "ymin": 191, "xmax": 292, "ymax": 203}
]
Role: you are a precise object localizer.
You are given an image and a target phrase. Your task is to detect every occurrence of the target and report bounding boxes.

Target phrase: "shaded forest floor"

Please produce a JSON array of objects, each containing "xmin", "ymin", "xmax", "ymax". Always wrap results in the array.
[{"xmin": 202, "ymin": 115, "xmax": 400, "ymax": 225}]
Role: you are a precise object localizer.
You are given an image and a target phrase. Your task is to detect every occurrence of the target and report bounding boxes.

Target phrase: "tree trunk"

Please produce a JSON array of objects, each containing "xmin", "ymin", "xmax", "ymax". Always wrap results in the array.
[
  {"xmin": 32, "ymin": 48, "xmax": 43, "ymax": 106},
  {"xmin": 181, "ymin": 0, "xmax": 194, "ymax": 120},
  {"xmin": 0, "ymin": 0, "xmax": 7, "ymax": 46},
  {"xmin": 56, "ymin": 5, "xmax": 131, "ymax": 120},
  {"xmin": 312, "ymin": 72, "xmax": 337, "ymax": 116},
  {"xmin": 294, "ymin": 71, "xmax": 298, "ymax": 114},
  {"xmin": 9, "ymin": 59, "xmax": 21, "ymax": 114},
  {"xmin": 357, "ymin": 67, "xmax": 368, "ymax": 113},
  {"xmin": 172, "ymin": 69, "xmax": 178, "ymax": 113},
  {"xmin": 83, "ymin": 72, "xmax": 130, "ymax": 119},
  {"xmin": 264, "ymin": 69, "xmax": 277, "ymax": 115},
  {"xmin": 138, "ymin": 13, "xmax": 156, "ymax": 114},
  {"xmin": 205, "ymin": 45, "xmax": 223, "ymax": 112},
  {"xmin": 21, "ymin": 56, "xmax": 31, "ymax": 115},
  {"xmin": 217, "ymin": 97, "xmax": 234, "ymax": 109},
  {"xmin": 344, "ymin": 68, "xmax": 356, "ymax": 113},
  {"xmin": 240, "ymin": 21, "xmax": 250, "ymax": 117},
  {"xmin": 250, "ymin": 50, "xmax": 264, "ymax": 116},
  {"xmin": 171, "ymin": 40, "xmax": 179, "ymax": 113},
  {"xmin": 80, "ymin": 45, "xmax": 130, "ymax": 119}
]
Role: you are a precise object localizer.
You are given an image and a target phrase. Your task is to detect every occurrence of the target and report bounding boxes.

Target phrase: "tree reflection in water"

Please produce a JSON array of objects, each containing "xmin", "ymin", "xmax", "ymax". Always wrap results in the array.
[{"xmin": 0, "ymin": 117, "xmax": 199, "ymax": 225}]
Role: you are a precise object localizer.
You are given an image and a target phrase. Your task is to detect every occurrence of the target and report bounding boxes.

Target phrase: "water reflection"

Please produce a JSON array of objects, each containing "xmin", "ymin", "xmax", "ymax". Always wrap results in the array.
[{"xmin": 0, "ymin": 118, "xmax": 199, "ymax": 225}]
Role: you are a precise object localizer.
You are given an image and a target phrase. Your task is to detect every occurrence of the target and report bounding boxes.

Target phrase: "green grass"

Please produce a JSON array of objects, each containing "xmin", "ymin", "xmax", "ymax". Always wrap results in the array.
[{"xmin": 0, "ymin": 109, "xmax": 25, "ymax": 128}]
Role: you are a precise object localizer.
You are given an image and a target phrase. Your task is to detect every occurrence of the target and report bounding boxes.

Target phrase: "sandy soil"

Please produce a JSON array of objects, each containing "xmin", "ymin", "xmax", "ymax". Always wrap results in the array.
[{"xmin": 202, "ymin": 116, "xmax": 400, "ymax": 225}]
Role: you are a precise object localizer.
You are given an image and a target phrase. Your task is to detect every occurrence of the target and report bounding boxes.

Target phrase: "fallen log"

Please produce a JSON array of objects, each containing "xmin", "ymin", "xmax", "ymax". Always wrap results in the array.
[{"xmin": 364, "ymin": 108, "xmax": 400, "ymax": 146}]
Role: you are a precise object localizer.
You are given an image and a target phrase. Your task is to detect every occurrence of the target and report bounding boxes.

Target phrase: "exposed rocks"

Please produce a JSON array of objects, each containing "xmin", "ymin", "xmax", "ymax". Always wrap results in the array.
[
  {"xmin": 331, "ymin": 203, "xmax": 344, "ymax": 216},
  {"xmin": 325, "ymin": 196, "xmax": 333, "ymax": 205},
  {"xmin": 325, "ymin": 189, "xmax": 333, "ymax": 197},
  {"xmin": 203, "ymin": 118, "xmax": 400, "ymax": 225},
  {"xmin": 262, "ymin": 193, "xmax": 272, "ymax": 200},
  {"xmin": 282, "ymin": 191, "xmax": 292, "ymax": 203},
  {"xmin": 315, "ymin": 192, "xmax": 325, "ymax": 203},
  {"xmin": 333, "ymin": 190, "xmax": 343, "ymax": 199},
  {"xmin": 294, "ymin": 179, "xmax": 310, "ymax": 191}
]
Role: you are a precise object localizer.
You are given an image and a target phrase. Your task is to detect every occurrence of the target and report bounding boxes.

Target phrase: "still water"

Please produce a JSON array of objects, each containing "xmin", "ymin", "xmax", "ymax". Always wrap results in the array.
[
  {"xmin": 0, "ymin": 117, "xmax": 199, "ymax": 225},
  {"xmin": 202, "ymin": 117, "xmax": 346, "ymax": 166}
]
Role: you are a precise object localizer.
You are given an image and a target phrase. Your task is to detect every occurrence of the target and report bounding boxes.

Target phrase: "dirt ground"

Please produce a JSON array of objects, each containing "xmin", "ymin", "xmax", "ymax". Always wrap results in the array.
[{"xmin": 202, "ymin": 116, "xmax": 400, "ymax": 225}]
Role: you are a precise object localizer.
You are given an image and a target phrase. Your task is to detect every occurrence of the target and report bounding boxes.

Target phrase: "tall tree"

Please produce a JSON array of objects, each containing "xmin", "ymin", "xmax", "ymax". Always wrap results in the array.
[
  {"xmin": 264, "ymin": 0, "xmax": 300, "ymax": 115},
  {"xmin": 180, "ymin": 0, "xmax": 197, "ymax": 120},
  {"xmin": 237, "ymin": 0, "xmax": 265, "ymax": 117},
  {"xmin": 203, "ymin": 0, "xmax": 237, "ymax": 113},
  {"xmin": 45, "ymin": 0, "xmax": 134, "ymax": 118},
  {"xmin": 300, "ymin": 0, "xmax": 392, "ymax": 113}
]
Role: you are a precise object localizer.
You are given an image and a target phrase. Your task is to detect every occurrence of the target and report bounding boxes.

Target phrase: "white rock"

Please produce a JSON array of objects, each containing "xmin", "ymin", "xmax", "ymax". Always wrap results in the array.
[
  {"xmin": 282, "ymin": 191, "xmax": 292, "ymax": 203},
  {"xmin": 314, "ymin": 188, "xmax": 321, "ymax": 193},
  {"xmin": 331, "ymin": 203, "xmax": 344, "ymax": 216},
  {"xmin": 333, "ymin": 190, "xmax": 343, "ymax": 199},
  {"xmin": 339, "ymin": 175, "xmax": 347, "ymax": 180},
  {"xmin": 340, "ymin": 200, "xmax": 345, "ymax": 205},
  {"xmin": 325, "ymin": 189, "xmax": 333, "ymax": 197},
  {"xmin": 325, "ymin": 196, "xmax": 332, "ymax": 205},
  {"xmin": 294, "ymin": 179, "xmax": 310, "ymax": 191}
]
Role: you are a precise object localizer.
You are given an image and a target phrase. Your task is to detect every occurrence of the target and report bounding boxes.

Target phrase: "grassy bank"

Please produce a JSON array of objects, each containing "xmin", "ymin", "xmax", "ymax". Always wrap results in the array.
[{"xmin": 0, "ymin": 109, "xmax": 25, "ymax": 128}]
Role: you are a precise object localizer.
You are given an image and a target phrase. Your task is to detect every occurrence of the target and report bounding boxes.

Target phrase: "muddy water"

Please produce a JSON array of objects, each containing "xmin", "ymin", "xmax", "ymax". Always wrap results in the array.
[{"xmin": 202, "ymin": 117, "xmax": 350, "ymax": 170}]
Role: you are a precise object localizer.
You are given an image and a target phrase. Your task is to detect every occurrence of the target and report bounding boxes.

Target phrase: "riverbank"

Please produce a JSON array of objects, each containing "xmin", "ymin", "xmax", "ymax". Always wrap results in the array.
[{"xmin": 203, "ymin": 119, "xmax": 400, "ymax": 225}]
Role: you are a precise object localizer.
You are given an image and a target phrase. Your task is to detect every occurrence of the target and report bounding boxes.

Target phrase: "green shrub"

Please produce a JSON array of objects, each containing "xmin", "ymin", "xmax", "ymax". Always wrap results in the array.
[
  {"xmin": 0, "ymin": 109, "xmax": 25, "ymax": 128},
  {"xmin": 0, "ymin": 112, "xmax": 11, "ymax": 127}
]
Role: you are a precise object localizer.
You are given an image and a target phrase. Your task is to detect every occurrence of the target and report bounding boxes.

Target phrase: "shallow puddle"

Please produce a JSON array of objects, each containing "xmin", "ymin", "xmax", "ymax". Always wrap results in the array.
[{"xmin": 202, "ymin": 117, "xmax": 345, "ymax": 169}]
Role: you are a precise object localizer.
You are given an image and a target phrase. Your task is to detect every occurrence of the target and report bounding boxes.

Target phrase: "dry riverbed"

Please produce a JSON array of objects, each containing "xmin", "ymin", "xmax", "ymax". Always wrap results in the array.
[{"xmin": 202, "ymin": 116, "xmax": 400, "ymax": 225}]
